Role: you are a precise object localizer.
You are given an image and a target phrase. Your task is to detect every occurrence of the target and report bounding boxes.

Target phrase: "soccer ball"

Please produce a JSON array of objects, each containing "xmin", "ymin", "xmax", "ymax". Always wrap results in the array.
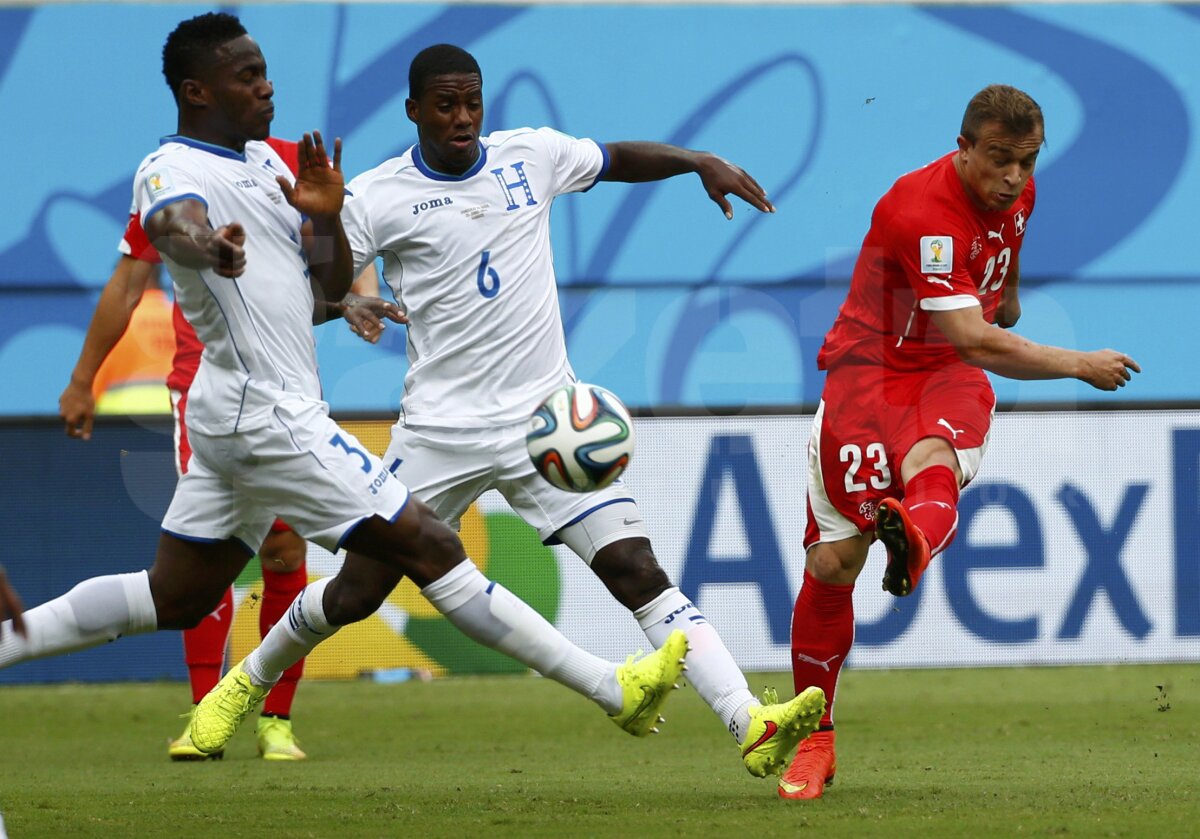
[{"xmin": 526, "ymin": 383, "xmax": 635, "ymax": 493}]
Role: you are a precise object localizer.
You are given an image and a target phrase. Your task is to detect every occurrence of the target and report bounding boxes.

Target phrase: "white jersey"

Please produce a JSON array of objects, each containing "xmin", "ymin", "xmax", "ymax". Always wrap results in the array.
[
  {"xmin": 342, "ymin": 127, "xmax": 607, "ymax": 428},
  {"xmin": 132, "ymin": 136, "xmax": 324, "ymax": 436}
]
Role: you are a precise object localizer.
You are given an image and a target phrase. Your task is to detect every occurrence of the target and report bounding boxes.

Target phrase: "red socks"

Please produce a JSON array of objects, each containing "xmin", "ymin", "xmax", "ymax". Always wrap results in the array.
[
  {"xmin": 790, "ymin": 570, "xmax": 854, "ymax": 728},
  {"xmin": 903, "ymin": 465, "xmax": 960, "ymax": 556},
  {"xmin": 260, "ymin": 563, "xmax": 308, "ymax": 717},
  {"xmin": 182, "ymin": 564, "xmax": 309, "ymax": 712},
  {"xmin": 183, "ymin": 587, "xmax": 235, "ymax": 704}
]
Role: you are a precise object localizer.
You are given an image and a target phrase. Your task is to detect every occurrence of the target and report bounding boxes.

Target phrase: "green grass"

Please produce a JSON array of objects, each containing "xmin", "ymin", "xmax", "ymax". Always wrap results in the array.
[{"xmin": 1, "ymin": 664, "xmax": 1197, "ymax": 838}]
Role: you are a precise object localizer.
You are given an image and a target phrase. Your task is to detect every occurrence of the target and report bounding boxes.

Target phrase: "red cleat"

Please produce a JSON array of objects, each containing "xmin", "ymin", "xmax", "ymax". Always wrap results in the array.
[
  {"xmin": 876, "ymin": 498, "xmax": 930, "ymax": 597},
  {"xmin": 777, "ymin": 729, "xmax": 836, "ymax": 800}
]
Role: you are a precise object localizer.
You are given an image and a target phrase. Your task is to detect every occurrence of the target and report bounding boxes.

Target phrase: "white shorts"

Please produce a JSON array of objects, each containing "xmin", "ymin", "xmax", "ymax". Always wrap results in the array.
[
  {"xmin": 162, "ymin": 400, "xmax": 410, "ymax": 554},
  {"xmin": 383, "ymin": 422, "xmax": 646, "ymax": 558}
]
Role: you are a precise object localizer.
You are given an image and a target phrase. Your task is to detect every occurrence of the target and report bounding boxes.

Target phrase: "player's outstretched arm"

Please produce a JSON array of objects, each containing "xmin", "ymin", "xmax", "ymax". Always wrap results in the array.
[
  {"xmin": 284, "ymin": 133, "xmax": 354, "ymax": 324},
  {"xmin": 145, "ymin": 199, "xmax": 246, "ymax": 278},
  {"xmin": 602, "ymin": 142, "xmax": 775, "ymax": 219},
  {"xmin": 59, "ymin": 255, "xmax": 157, "ymax": 440},
  {"xmin": 931, "ymin": 305, "xmax": 1139, "ymax": 390}
]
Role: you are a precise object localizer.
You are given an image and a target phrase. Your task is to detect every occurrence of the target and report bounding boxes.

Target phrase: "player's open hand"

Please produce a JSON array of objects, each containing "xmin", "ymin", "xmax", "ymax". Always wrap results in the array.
[
  {"xmin": 695, "ymin": 154, "xmax": 776, "ymax": 219},
  {"xmin": 59, "ymin": 379, "xmax": 97, "ymax": 440},
  {"xmin": 342, "ymin": 293, "xmax": 407, "ymax": 344},
  {"xmin": 1080, "ymin": 349, "xmax": 1140, "ymax": 391},
  {"xmin": 0, "ymin": 564, "xmax": 26, "ymax": 640},
  {"xmin": 279, "ymin": 131, "xmax": 344, "ymax": 219},
  {"xmin": 209, "ymin": 223, "xmax": 247, "ymax": 278}
]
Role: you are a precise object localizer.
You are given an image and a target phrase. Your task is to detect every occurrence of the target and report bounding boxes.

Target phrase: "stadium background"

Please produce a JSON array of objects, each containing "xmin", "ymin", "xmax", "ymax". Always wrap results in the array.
[{"xmin": 1, "ymin": 2, "xmax": 1197, "ymax": 683}]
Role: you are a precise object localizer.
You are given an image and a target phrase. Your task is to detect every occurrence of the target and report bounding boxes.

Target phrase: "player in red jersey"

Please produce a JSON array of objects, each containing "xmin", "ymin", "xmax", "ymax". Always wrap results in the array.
[
  {"xmin": 778, "ymin": 85, "xmax": 1140, "ymax": 800},
  {"xmin": 59, "ymin": 137, "xmax": 392, "ymax": 761}
]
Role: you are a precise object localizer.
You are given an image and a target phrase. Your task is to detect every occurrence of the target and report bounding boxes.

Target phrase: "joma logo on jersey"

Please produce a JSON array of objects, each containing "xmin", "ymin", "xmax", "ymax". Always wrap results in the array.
[
  {"xmin": 492, "ymin": 162, "xmax": 538, "ymax": 211},
  {"xmin": 412, "ymin": 196, "xmax": 454, "ymax": 216},
  {"xmin": 233, "ymin": 178, "xmax": 258, "ymax": 189}
]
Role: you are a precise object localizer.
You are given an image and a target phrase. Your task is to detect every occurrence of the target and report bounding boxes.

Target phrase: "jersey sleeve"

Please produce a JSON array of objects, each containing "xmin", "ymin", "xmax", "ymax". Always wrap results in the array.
[
  {"xmin": 134, "ymin": 155, "xmax": 206, "ymax": 229},
  {"xmin": 264, "ymin": 137, "xmax": 301, "ymax": 177},
  {"xmin": 535, "ymin": 127, "xmax": 609, "ymax": 195},
  {"xmin": 887, "ymin": 209, "xmax": 979, "ymax": 312},
  {"xmin": 118, "ymin": 210, "xmax": 162, "ymax": 263},
  {"xmin": 341, "ymin": 175, "xmax": 378, "ymax": 278}
]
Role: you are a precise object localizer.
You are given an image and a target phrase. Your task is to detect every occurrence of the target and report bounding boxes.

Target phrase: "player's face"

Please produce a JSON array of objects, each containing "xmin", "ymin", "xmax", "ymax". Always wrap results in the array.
[
  {"xmin": 955, "ymin": 121, "xmax": 1042, "ymax": 212},
  {"xmin": 407, "ymin": 73, "xmax": 484, "ymax": 175},
  {"xmin": 201, "ymin": 36, "xmax": 275, "ymax": 148}
]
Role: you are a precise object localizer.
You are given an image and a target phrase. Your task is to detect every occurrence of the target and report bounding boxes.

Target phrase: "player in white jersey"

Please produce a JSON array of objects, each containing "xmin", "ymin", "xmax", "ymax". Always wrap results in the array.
[
  {"xmin": 229, "ymin": 44, "xmax": 827, "ymax": 782},
  {"xmin": 0, "ymin": 14, "xmax": 694, "ymax": 753}
]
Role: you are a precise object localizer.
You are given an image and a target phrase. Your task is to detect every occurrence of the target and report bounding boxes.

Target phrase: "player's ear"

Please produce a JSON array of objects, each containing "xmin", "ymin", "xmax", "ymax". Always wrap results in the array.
[
  {"xmin": 180, "ymin": 78, "xmax": 209, "ymax": 109},
  {"xmin": 955, "ymin": 134, "xmax": 972, "ymax": 155},
  {"xmin": 405, "ymin": 97, "xmax": 419, "ymax": 125}
]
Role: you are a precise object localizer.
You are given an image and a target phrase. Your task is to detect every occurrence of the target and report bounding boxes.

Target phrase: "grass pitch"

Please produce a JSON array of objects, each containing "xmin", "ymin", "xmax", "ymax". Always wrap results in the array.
[{"xmin": 0, "ymin": 664, "xmax": 1196, "ymax": 838}]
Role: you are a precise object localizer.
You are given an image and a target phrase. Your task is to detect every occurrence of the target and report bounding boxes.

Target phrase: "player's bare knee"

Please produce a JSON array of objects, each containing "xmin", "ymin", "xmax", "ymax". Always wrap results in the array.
[
  {"xmin": 593, "ymin": 539, "xmax": 670, "ymax": 609},
  {"xmin": 322, "ymin": 575, "xmax": 389, "ymax": 625},
  {"xmin": 805, "ymin": 537, "xmax": 869, "ymax": 584},
  {"xmin": 151, "ymin": 583, "xmax": 226, "ymax": 629}
]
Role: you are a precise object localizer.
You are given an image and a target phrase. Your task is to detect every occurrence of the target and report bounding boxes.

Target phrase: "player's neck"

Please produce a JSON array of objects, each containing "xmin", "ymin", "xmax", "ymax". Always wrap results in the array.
[
  {"xmin": 418, "ymin": 140, "xmax": 479, "ymax": 176},
  {"xmin": 175, "ymin": 121, "xmax": 248, "ymax": 155},
  {"xmin": 951, "ymin": 154, "xmax": 991, "ymax": 213}
]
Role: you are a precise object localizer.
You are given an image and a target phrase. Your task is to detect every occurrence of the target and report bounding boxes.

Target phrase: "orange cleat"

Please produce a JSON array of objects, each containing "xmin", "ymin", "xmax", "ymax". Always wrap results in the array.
[
  {"xmin": 876, "ymin": 498, "xmax": 930, "ymax": 597},
  {"xmin": 777, "ymin": 729, "xmax": 837, "ymax": 800}
]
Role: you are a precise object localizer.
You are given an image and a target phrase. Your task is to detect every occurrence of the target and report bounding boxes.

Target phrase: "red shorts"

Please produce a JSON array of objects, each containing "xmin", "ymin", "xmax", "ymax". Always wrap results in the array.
[
  {"xmin": 171, "ymin": 388, "xmax": 292, "ymax": 535},
  {"xmin": 804, "ymin": 362, "xmax": 995, "ymax": 548}
]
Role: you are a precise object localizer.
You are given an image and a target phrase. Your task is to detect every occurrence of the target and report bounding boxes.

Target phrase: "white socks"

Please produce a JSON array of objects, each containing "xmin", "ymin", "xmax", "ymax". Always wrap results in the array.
[
  {"xmin": 0, "ymin": 571, "xmax": 157, "ymax": 668},
  {"xmin": 634, "ymin": 587, "xmax": 756, "ymax": 743},
  {"xmin": 243, "ymin": 561, "xmax": 622, "ymax": 714},
  {"xmin": 422, "ymin": 561, "xmax": 621, "ymax": 713},
  {"xmin": 244, "ymin": 576, "xmax": 336, "ymax": 687}
]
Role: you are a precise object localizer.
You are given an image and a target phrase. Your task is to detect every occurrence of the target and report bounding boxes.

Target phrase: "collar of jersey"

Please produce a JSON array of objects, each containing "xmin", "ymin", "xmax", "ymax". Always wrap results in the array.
[
  {"xmin": 412, "ymin": 142, "xmax": 488, "ymax": 181},
  {"xmin": 161, "ymin": 134, "xmax": 247, "ymax": 162}
]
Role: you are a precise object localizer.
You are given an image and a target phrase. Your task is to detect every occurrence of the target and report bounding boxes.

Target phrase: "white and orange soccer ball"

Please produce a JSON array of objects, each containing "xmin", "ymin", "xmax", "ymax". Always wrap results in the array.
[{"xmin": 526, "ymin": 383, "xmax": 635, "ymax": 493}]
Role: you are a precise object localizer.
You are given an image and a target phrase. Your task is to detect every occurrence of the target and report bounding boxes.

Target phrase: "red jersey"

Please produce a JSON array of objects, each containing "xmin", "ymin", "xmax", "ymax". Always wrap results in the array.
[
  {"xmin": 119, "ymin": 137, "xmax": 300, "ymax": 392},
  {"xmin": 818, "ymin": 151, "xmax": 1036, "ymax": 373}
]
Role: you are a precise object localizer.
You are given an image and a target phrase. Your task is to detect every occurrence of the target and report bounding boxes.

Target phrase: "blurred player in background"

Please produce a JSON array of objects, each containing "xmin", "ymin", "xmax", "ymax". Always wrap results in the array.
[
  {"xmin": 3, "ymin": 12, "xmax": 690, "ymax": 753},
  {"xmin": 87, "ymin": 259, "xmax": 174, "ymax": 416},
  {"xmin": 781, "ymin": 84, "xmax": 1140, "ymax": 800},
  {"xmin": 59, "ymin": 182, "xmax": 386, "ymax": 762},
  {"xmin": 216, "ymin": 43, "xmax": 825, "ymax": 781}
]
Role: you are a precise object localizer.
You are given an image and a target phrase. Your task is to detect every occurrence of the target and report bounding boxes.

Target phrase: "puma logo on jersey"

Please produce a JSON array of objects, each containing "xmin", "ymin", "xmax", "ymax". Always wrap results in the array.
[
  {"xmin": 987, "ymin": 225, "xmax": 1005, "ymax": 244},
  {"xmin": 925, "ymin": 276, "xmax": 953, "ymax": 290},
  {"xmin": 795, "ymin": 652, "xmax": 840, "ymax": 672},
  {"xmin": 412, "ymin": 196, "xmax": 455, "ymax": 216},
  {"xmin": 937, "ymin": 418, "xmax": 965, "ymax": 439}
]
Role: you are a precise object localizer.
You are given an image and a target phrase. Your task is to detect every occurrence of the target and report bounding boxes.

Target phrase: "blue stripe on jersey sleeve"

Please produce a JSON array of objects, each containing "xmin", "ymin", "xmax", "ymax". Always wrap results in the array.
[{"xmin": 582, "ymin": 140, "xmax": 611, "ymax": 192}]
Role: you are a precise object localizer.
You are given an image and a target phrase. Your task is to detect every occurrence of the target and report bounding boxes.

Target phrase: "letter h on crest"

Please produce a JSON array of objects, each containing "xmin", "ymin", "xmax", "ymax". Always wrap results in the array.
[{"xmin": 491, "ymin": 162, "xmax": 538, "ymax": 211}]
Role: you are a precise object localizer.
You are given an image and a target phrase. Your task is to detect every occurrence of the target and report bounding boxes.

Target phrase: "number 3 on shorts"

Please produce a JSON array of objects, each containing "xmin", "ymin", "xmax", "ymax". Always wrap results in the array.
[
  {"xmin": 330, "ymin": 433, "xmax": 372, "ymax": 474},
  {"xmin": 840, "ymin": 442, "xmax": 892, "ymax": 492}
]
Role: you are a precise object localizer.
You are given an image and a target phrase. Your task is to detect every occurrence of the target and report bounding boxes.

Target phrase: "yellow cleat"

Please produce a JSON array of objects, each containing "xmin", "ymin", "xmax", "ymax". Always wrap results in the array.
[
  {"xmin": 191, "ymin": 660, "xmax": 271, "ymax": 755},
  {"xmin": 167, "ymin": 708, "xmax": 223, "ymax": 761},
  {"xmin": 610, "ymin": 629, "xmax": 688, "ymax": 737},
  {"xmin": 256, "ymin": 716, "xmax": 307, "ymax": 761},
  {"xmin": 740, "ymin": 685, "xmax": 826, "ymax": 778}
]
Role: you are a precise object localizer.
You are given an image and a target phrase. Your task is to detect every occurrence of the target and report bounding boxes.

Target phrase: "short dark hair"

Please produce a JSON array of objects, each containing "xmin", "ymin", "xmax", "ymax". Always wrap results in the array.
[
  {"xmin": 162, "ymin": 12, "xmax": 247, "ymax": 102},
  {"xmin": 408, "ymin": 44, "xmax": 481, "ymax": 100},
  {"xmin": 961, "ymin": 85, "xmax": 1044, "ymax": 143}
]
